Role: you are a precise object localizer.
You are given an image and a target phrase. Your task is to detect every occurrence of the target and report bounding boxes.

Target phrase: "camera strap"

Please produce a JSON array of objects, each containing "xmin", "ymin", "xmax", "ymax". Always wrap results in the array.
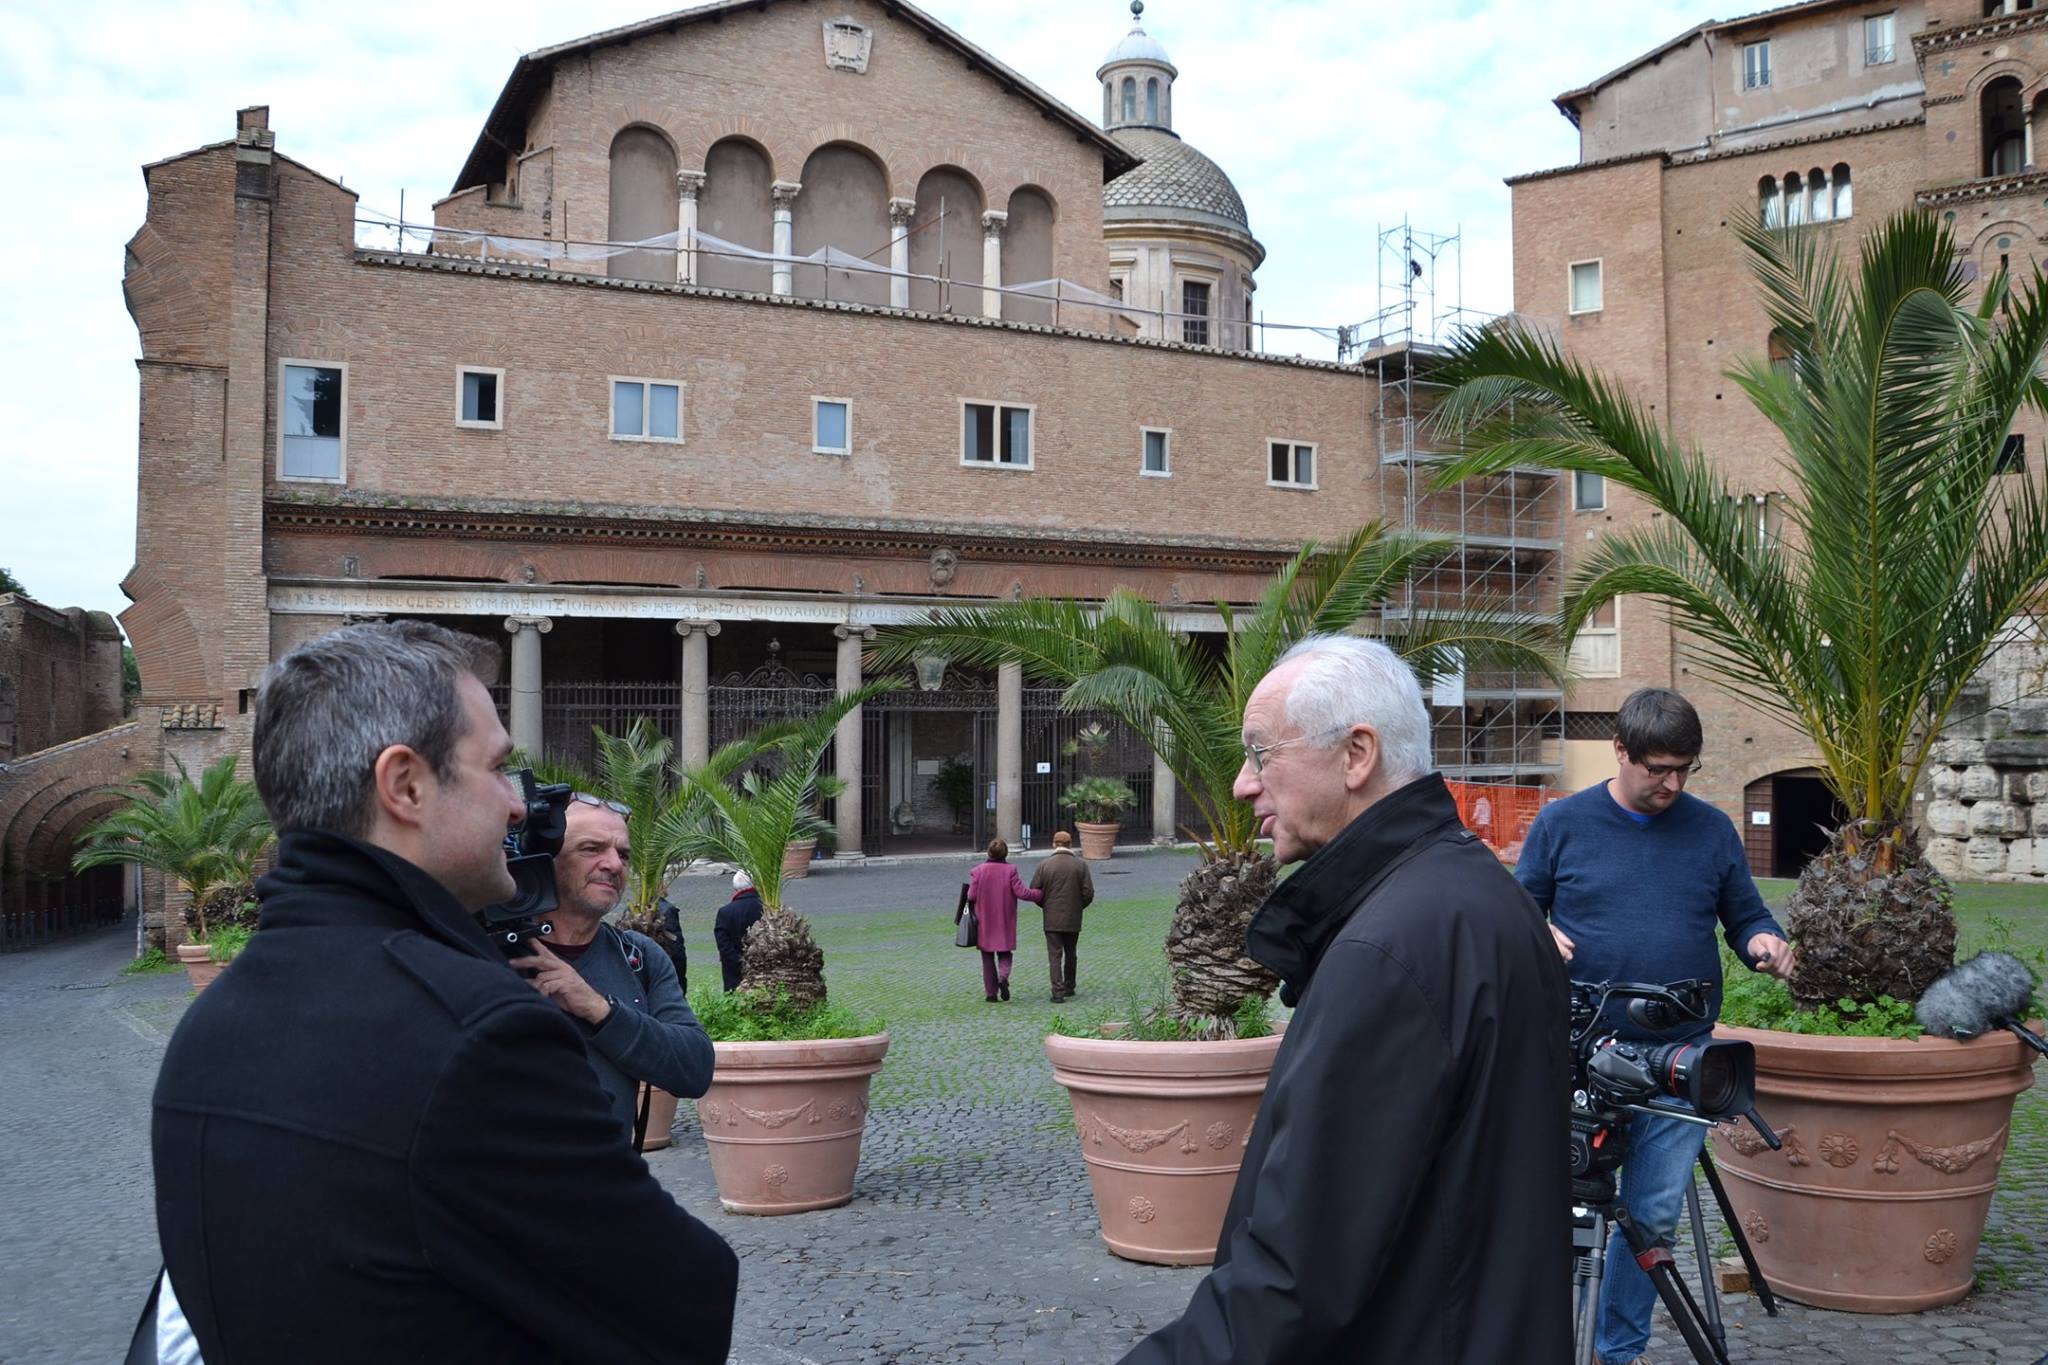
[{"xmin": 602, "ymin": 923, "xmax": 658, "ymax": 1151}]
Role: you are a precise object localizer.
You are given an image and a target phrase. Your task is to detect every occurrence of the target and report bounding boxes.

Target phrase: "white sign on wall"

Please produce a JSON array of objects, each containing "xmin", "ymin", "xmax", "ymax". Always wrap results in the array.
[{"xmin": 1750, "ymin": 810, "xmax": 1771, "ymax": 826}]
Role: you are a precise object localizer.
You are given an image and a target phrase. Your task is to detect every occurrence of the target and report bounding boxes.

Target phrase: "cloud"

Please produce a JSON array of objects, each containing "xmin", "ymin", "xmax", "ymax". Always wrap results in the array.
[{"xmin": 0, "ymin": 0, "xmax": 1705, "ymax": 619}]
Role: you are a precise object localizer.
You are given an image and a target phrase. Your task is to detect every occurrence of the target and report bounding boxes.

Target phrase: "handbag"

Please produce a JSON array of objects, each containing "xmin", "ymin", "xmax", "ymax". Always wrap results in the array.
[{"xmin": 954, "ymin": 880, "xmax": 978, "ymax": 948}]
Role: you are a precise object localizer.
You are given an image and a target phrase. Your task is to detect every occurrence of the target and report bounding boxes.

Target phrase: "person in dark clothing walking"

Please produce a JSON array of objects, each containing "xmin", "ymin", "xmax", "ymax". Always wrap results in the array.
[
  {"xmin": 715, "ymin": 869, "xmax": 765, "ymax": 991},
  {"xmin": 1119, "ymin": 634, "xmax": 1572, "ymax": 1365},
  {"xmin": 148, "ymin": 621, "xmax": 737, "ymax": 1365},
  {"xmin": 1517, "ymin": 689, "xmax": 1795, "ymax": 1365},
  {"xmin": 1030, "ymin": 829, "xmax": 1094, "ymax": 1000}
]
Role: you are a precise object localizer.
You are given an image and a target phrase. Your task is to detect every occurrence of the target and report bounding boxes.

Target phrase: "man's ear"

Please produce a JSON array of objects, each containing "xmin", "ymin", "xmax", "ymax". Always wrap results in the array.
[
  {"xmin": 1341, "ymin": 723, "xmax": 1381, "ymax": 795},
  {"xmin": 372, "ymin": 744, "xmax": 434, "ymax": 831}
]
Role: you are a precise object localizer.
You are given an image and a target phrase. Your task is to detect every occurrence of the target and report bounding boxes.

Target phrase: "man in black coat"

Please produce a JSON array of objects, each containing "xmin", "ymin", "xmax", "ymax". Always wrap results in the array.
[
  {"xmin": 149, "ymin": 621, "xmax": 738, "ymax": 1364},
  {"xmin": 715, "ymin": 869, "xmax": 765, "ymax": 991},
  {"xmin": 1119, "ymin": 634, "xmax": 1572, "ymax": 1365}
]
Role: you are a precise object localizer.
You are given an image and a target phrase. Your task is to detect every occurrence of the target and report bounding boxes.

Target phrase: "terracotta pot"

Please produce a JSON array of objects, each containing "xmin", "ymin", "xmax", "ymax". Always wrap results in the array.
[
  {"xmin": 1710, "ymin": 1022, "xmax": 2040, "ymax": 1312},
  {"xmin": 695, "ymin": 1033, "xmax": 889, "ymax": 1214},
  {"xmin": 781, "ymin": 839, "xmax": 817, "ymax": 879},
  {"xmin": 175, "ymin": 942, "xmax": 227, "ymax": 992},
  {"xmin": 636, "ymin": 1083, "xmax": 680, "ymax": 1152},
  {"xmin": 1075, "ymin": 821, "xmax": 1120, "ymax": 861},
  {"xmin": 1045, "ymin": 1022, "xmax": 1286, "ymax": 1265}
]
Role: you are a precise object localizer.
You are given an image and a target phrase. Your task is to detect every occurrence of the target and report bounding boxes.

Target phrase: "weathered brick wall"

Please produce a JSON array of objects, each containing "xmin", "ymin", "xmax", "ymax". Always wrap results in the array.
[
  {"xmin": 0, "ymin": 598, "xmax": 125, "ymax": 762},
  {"xmin": 0, "ymin": 722, "xmax": 155, "ymax": 939}
]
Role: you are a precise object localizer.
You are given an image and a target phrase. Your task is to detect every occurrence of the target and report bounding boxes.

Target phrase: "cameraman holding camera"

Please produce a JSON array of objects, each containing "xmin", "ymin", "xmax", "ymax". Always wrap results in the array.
[
  {"xmin": 1516, "ymin": 689, "xmax": 1793, "ymax": 1365},
  {"xmin": 522, "ymin": 794, "xmax": 714, "ymax": 1141},
  {"xmin": 146, "ymin": 622, "xmax": 737, "ymax": 1364}
]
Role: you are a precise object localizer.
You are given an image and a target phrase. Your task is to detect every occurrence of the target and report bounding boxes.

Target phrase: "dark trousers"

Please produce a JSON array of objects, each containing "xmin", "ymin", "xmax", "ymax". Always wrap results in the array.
[
  {"xmin": 1045, "ymin": 930, "xmax": 1078, "ymax": 998},
  {"xmin": 979, "ymin": 950, "xmax": 1012, "ymax": 998}
]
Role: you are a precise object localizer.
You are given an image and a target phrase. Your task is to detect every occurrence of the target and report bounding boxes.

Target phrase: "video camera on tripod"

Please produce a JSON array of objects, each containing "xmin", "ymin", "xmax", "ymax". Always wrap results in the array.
[
  {"xmin": 1568, "ymin": 979, "xmax": 1781, "ymax": 1365},
  {"xmin": 475, "ymin": 769, "xmax": 573, "ymax": 957}
]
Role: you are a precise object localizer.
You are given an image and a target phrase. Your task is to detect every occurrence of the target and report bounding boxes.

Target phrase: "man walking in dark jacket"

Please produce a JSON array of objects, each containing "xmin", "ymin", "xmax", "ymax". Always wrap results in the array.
[
  {"xmin": 716, "ymin": 870, "xmax": 765, "ymax": 991},
  {"xmin": 1030, "ymin": 829, "xmax": 1094, "ymax": 1000},
  {"xmin": 149, "ymin": 621, "xmax": 737, "ymax": 1364},
  {"xmin": 1119, "ymin": 634, "xmax": 1572, "ymax": 1365}
]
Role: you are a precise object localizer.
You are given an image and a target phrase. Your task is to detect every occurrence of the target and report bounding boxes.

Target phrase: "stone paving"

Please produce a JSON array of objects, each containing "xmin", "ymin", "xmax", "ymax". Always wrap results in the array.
[{"xmin": 2, "ymin": 849, "xmax": 2046, "ymax": 1363}]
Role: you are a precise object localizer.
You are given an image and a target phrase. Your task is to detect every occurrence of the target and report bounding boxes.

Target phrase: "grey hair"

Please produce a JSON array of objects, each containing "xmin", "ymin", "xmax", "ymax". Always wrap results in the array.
[
  {"xmin": 253, "ymin": 621, "xmax": 502, "ymax": 838},
  {"xmin": 1271, "ymin": 634, "xmax": 1433, "ymax": 787}
]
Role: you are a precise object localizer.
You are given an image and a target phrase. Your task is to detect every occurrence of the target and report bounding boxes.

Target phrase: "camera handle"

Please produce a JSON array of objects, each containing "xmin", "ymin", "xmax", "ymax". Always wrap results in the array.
[{"xmin": 1622, "ymin": 1100, "xmax": 1782, "ymax": 1152}]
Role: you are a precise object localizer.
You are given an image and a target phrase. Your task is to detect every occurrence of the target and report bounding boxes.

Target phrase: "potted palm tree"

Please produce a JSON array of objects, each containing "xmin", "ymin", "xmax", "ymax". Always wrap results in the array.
[
  {"xmin": 71, "ymin": 753, "xmax": 273, "ymax": 991},
  {"xmin": 872, "ymin": 525, "xmax": 1558, "ymax": 1261},
  {"xmin": 1434, "ymin": 209, "xmax": 2048, "ymax": 1312},
  {"xmin": 1058, "ymin": 775, "xmax": 1136, "ymax": 859},
  {"xmin": 654, "ymin": 680, "xmax": 898, "ymax": 1214}
]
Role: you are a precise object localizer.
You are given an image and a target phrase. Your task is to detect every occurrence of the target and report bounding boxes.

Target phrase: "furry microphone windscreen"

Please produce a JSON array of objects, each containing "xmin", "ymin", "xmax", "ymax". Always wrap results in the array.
[{"xmin": 1915, "ymin": 951, "xmax": 2040, "ymax": 1040}]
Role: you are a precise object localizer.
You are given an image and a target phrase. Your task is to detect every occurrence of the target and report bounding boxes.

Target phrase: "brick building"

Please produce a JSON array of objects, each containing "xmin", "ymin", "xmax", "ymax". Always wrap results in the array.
[
  {"xmin": 110, "ymin": 0, "xmax": 1563, "ymax": 902},
  {"xmin": 1510, "ymin": 0, "xmax": 2048, "ymax": 878}
]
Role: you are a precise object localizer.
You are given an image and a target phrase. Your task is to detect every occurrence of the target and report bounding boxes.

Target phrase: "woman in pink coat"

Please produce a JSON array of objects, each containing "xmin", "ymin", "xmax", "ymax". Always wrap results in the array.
[{"xmin": 963, "ymin": 838, "xmax": 1043, "ymax": 1002}]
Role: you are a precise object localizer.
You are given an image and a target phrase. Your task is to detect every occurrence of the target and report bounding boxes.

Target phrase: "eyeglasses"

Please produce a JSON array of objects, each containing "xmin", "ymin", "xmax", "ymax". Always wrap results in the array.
[
  {"xmin": 570, "ymin": 792, "xmax": 633, "ymax": 818},
  {"xmin": 1637, "ymin": 759, "xmax": 1703, "ymax": 780},
  {"xmin": 1242, "ymin": 724, "xmax": 1352, "ymax": 774}
]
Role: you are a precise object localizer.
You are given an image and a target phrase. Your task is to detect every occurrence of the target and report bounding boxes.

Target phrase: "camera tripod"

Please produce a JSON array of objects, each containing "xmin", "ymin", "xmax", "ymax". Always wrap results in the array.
[{"xmin": 1571, "ymin": 1143, "xmax": 1776, "ymax": 1365}]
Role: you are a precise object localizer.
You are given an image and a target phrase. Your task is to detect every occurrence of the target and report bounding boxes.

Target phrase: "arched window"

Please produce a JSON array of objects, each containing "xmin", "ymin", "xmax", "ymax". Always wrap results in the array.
[
  {"xmin": 699, "ymin": 137, "xmax": 774, "ymax": 293},
  {"xmin": 1103, "ymin": 82, "xmax": 1112, "ymax": 125},
  {"xmin": 1785, "ymin": 171, "xmax": 1806, "ymax": 226},
  {"xmin": 607, "ymin": 126, "xmax": 678, "ymax": 284},
  {"xmin": 1767, "ymin": 328, "xmax": 1795, "ymax": 381},
  {"xmin": 1983, "ymin": 76, "xmax": 2026, "ymax": 177},
  {"xmin": 1146, "ymin": 78, "xmax": 1159, "ymax": 123},
  {"xmin": 1002, "ymin": 186, "xmax": 1057, "ymax": 325},
  {"xmin": 910, "ymin": 166, "xmax": 985, "ymax": 313},
  {"xmin": 1807, "ymin": 167, "xmax": 1830, "ymax": 222},
  {"xmin": 1759, "ymin": 175, "xmax": 1780, "ymax": 228},
  {"xmin": 1832, "ymin": 164, "xmax": 1853, "ymax": 218},
  {"xmin": 792, "ymin": 143, "xmax": 890, "ymax": 305},
  {"xmin": 1121, "ymin": 77, "xmax": 1136, "ymax": 123}
]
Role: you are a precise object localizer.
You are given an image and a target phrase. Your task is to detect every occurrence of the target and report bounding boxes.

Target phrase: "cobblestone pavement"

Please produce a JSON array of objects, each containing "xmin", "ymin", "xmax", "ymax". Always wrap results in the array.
[{"xmin": 3, "ymin": 851, "xmax": 2046, "ymax": 1363}]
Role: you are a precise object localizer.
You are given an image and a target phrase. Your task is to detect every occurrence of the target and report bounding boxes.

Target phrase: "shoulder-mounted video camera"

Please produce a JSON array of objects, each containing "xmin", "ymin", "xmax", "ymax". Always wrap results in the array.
[{"xmin": 475, "ymin": 768, "xmax": 572, "ymax": 957}]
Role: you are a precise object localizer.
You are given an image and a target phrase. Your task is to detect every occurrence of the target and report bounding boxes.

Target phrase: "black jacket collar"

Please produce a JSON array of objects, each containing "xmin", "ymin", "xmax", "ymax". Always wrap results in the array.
[
  {"xmin": 1246, "ymin": 773, "xmax": 1466, "ymax": 1005},
  {"xmin": 256, "ymin": 829, "xmax": 503, "ymax": 964}
]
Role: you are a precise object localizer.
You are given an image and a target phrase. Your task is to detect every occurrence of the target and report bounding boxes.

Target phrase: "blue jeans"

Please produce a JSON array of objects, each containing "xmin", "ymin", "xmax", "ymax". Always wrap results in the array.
[{"xmin": 1595, "ymin": 1111, "xmax": 1708, "ymax": 1365}]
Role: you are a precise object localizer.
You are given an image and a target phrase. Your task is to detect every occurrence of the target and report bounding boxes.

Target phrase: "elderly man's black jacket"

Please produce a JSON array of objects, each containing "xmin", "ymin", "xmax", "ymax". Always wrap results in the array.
[
  {"xmin": 1121, "ymin": 774, "xmax": 1572, "ymax": 1365},
  {"xmin": 150, "ymin": 830, "xmax": 738, "ymax": 1364}
]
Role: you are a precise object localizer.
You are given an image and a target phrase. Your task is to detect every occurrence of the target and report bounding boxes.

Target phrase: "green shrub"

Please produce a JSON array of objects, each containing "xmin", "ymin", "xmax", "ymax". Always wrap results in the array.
[
  {"xmin": 1717, "ymin": 945, "xmax": 1920, "ymax": 1038},
  {"xmin": 120, "ymin": 947, "xmax": 180, "ymax": 976},
  {"xmin": 1057, "ymin": 776, "xmax": 1137, "ymax": 825},
  {"xmin": 689, "ymin": 983, "xmax": 880, "ymax": 1042},
  {"xmin": 205, "ymin": 923, "xmax": 254, "ymax": 963},
  {"xmin": 1050, "ymin": 984, "xmax": 1276, "ymax": 1041}
]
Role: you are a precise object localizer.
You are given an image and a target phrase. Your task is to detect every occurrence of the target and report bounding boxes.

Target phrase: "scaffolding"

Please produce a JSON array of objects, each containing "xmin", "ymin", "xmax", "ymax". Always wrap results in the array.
[{"xmin": 1359, "ymin": 220, "xmax": 1564, "ymax": 787}]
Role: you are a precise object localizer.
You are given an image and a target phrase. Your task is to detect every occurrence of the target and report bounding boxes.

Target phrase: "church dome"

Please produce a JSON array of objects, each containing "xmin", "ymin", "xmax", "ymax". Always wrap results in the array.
[
  {"xmin": 1105, "ymin": 127, "xmax": 1251, "ymax": 237},
  {"xmin": 1098, "ymin": 22, "xmax": 1175, "ymax": 76}
]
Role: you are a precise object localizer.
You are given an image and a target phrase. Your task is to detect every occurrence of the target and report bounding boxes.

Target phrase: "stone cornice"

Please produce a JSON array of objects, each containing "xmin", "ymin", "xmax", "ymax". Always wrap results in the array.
[
  {"xmin": 264, "ymin": 492, "xmax": 1301, "ymax": 575},
  {"xmin": 1914, "ymin": 10, "xmax": 2048, "ymax": 56},
  {"xmin": 1915, "ymin": 167, "xmax": 2048, "ymax": 209}
]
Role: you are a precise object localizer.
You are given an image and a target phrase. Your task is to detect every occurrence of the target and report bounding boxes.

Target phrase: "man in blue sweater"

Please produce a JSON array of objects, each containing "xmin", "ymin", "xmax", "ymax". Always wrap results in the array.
[{"xmin": 1517, "ymin": 688, "xmax": 1795, "ymax": 1365}]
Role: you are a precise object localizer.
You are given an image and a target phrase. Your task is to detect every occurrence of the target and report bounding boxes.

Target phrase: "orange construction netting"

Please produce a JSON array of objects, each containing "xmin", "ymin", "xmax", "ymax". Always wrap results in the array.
[{"xmin": 1445, "ymin": 780, "xmax": 1563, "ymax": 863}]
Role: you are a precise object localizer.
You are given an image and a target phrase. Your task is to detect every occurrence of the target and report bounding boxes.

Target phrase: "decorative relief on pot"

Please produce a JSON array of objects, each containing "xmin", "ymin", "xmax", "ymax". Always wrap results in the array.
[
  {"xmin": 826, "ymin": 1096, "xmax": 870, "ymax": 1124},
  {"xmin": 1781, "ymin": 1126, "xmax": 1809, "ymax": 1168},
  {"xmin": 1076, "ymin": 1113, "xmax": 1194, "ymax": 1155},
  {"xmin": 1717, "ymin": 1121, "xmax": 1769, "ymax": 1158},
  {"xmin": 1205, "ymin": 1121, "xmax": 1235, "ymax": 1150},
  {"xmin": 1740, "ymin": 1211, "xmax": 1770, "ymax": 1244},
  {"xmin": 697, "ymin": 1099, "xmax": 740, "ymax": 1127},
  {"xmin": 1127, "ymin": 1196, "xmax": 1157, "ymax": 1224},
  {"xmin": 1923, "ymin": 1228, "xmax": 1960, "ymax": 1265},
  {"xmin": 1873, "ymin": 1125, "xmax": 2007, "ymax": 1176},
  {"xmin": 737, "ymin": 1099, "xmax": 816, "ymax": 1130},
  {"xmin": 1818, "ymin": 1131, "xmax": 1859, "ymax": 1168},
  {"xmin": 762, "ymin": 1164, "xmax": 791, "ymax": 1192}
]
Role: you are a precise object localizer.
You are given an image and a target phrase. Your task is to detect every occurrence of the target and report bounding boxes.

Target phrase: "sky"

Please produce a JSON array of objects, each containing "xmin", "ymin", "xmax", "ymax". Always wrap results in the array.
[{"xmin": 0, "ymin": 0, "xmax": 1711, "ymax": 623}]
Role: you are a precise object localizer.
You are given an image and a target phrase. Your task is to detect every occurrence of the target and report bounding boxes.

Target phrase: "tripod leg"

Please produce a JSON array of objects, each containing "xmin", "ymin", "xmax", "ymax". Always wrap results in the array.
[
  {"xmin": 1573, "ymin": 1224, "xmax": 1606, "ymax": 1365},
  {"xmin": 1698, "ymin": 1144, "xmax": 1777, "ymax": 1316},
  {"xmin": 1611, "ymin": 1204, "xmax": 1731, "ymax": 1365},
  {"xmin": 1685, "ymin": 1177, "xmax": 1728, "ymax": 1357}
]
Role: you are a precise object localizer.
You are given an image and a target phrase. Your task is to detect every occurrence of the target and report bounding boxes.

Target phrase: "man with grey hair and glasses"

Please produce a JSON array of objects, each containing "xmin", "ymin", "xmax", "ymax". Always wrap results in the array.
[
  {"xmin": 1120, "ymin": 633, "xmax": 1571, "ymax": 1365},
  {"xmin": 146, "ymin": 621, "xmax": 736, "ymax": 1364}
]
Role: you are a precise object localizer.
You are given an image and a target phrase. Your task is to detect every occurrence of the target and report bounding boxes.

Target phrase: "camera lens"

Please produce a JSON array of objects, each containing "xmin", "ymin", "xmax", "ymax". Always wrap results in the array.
[{"xmin": 1646, "ymin": 1038, "xmax": 1755, "ymax": 1117}]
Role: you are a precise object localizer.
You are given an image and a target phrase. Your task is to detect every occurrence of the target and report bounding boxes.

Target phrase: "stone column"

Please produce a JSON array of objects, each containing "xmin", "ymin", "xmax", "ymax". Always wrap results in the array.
[
  {"xmin": 674, "ymin": 619, "xmax": 720, "ymax": 771},
  {"xmin": 997, "ymin": 660, "xmax": 1023, "ymax": 845},
  {"xmin": 980, "ymin": 210, "xmax": 1008, "ymax": 319},
  {"xmin": 887, "ymin": 197, "xmax": 916, "ymax": 310},
  {"xmin": 1151, "ymin": 731, "xmax": 1178, "ymax": 845},
  {"xmin": 833, "ymin": 625, "xmax": 874, "ymax": 858},
  {"xmin": 502, "ymin": 616, "xmax": 552, "ymax": 758},
  {"xmin": 675, "ymin": 169, "xmax": 707, "ymax": 285},
  {"xmin": 770, "ymin": 180, "xmax": 802, "ymax": 296}
]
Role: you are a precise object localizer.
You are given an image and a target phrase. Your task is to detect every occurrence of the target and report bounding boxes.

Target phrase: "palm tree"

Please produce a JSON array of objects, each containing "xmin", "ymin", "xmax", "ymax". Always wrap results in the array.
[
  {"xmin": 72, "ymin": 754, "xmax": 274, "ymax": 943},
  {"xmin": 654, "ymin": 680, "xmax": 898, "ymax": 1013},
  {"xmin": 1431, "ymin": 209, "xmax": 2048, "ymax": 1009},
  {"xmin": 870, "ymin": 523, "xmax": 1561, "ymax": 1035}
]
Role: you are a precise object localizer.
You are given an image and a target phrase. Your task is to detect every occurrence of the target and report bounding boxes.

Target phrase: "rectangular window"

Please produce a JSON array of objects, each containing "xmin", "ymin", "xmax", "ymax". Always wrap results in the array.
[
  {"xmin": 1568, "ymin": 260, "xmax": 1603, "ymax": 315},
  {"xmin": 1568, "ymin": 598, "xmax": 1621, "ymax": 678},
  {"xmin": 1182, "ymin": 280, "xmax": 1211, "ymax": 346},
  {"xmin": 457, "ymin": 367, "xmax": 503, "ymax": 429},
  {"xmin": 1743, "ymin": 40, "xmax": 1771, "ymax": 90},
  {"xmin": 1864, "ymin": 14, "xmax": 1895, "ymax": 66},
  {"xmin": 1999, "ymin": 433, "xmax": 2026, "ymax": 475},
  {"xmin": 1728, "ymin": 492, "xmax": 1785, "ymax": 554},
  {"xmin": 1141, "ymin": 427, "xmax": 1171, "ymax": 477},
  {"xmin": 1268, "ymin": 439, "xmax": 1316, "ymax": 489},
  {"xmin": 813, "ymin": 397, "xmax": 851, "ymax": 455},
  {"xmin": 278, "ymin": 360, "xmax": 345, "ymax": 481},
  {"xmin": 962, "ymin": 400, "xmax": 1034, "ymax": 468},
  {"xmin": 611, "ymin": 377, "xmax": 681, "ymax": 442},
  {"xmin": 1574, "ymin": 471, "xmax": 1606, "ymax": 511}
]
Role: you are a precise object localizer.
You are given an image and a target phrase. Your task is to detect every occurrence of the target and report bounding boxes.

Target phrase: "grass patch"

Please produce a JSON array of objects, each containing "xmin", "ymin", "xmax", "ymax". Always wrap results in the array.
[
  {"xmin": 689, "ymin": 985, "xmax": 881, "ymax": 1042},
  {"xmin": 120, "ymin": 947, "xmax": 180, "ymax": 976}
]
